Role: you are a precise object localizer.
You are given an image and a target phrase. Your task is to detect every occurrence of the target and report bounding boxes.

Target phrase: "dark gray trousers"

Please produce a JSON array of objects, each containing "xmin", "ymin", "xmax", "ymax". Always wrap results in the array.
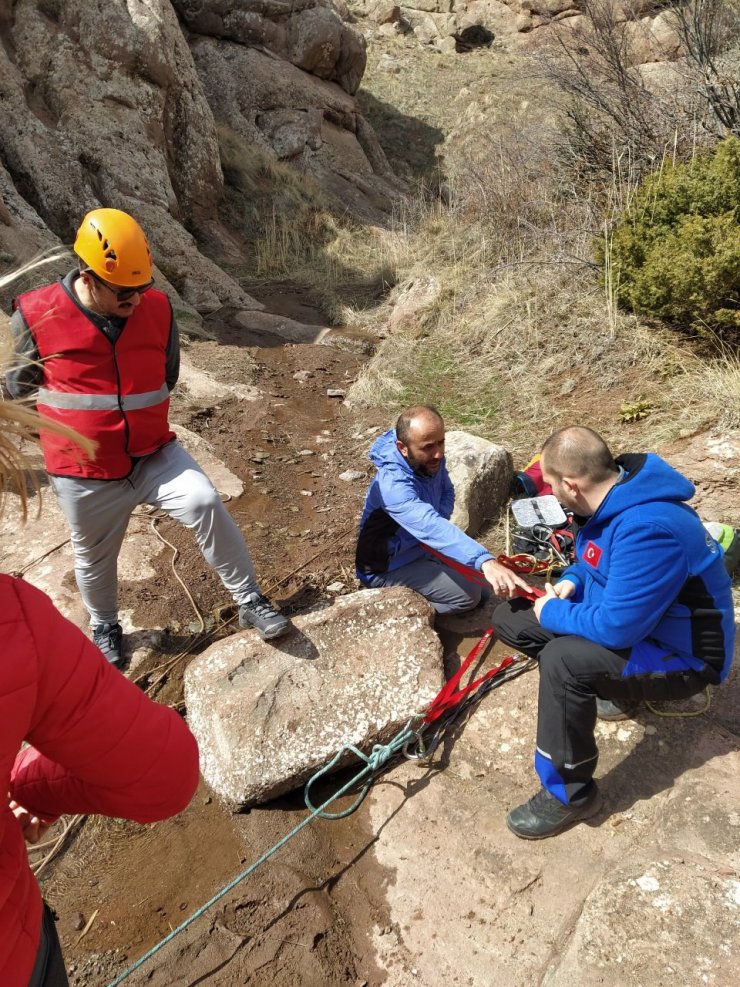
[
  {"xmin": 364, "ymin": 556, "xmax": 489, "ymax": 614},
  {"xmin": 492, "ymin": 600, "xmax": 708, "ymax": 804}
]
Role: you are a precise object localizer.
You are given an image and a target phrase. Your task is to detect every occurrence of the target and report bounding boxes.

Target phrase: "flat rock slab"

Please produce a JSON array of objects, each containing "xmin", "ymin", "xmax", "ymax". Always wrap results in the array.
[
  {"xmin": 185, "ymin": 587, "xmax": 443, "ymax": 809},
  {"xmin": 233, "ymin": 309, "xmax": 328, "ymax": 344}
]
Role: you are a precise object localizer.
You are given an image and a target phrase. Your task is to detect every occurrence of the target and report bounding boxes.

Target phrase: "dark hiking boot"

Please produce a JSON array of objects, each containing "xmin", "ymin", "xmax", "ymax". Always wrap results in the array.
[
  {"xmin": 92, "ymin": 621, "xmax": 124, "ymax": 666},
  {"xmin": 506, "ymin": 783, "xmax": 601, "ymax": 840},
  {"xmin": 238, "ymin": 595, "xmax": 290, "ymax": 640},
  {"xmin": 596, "ymin": 697, "xmax": 639, "ymax": 721}
]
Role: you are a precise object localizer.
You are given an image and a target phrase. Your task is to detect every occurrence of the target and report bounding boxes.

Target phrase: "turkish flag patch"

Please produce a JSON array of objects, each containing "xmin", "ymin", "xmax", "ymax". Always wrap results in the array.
[{"xmin": 583, "ymin": 541, "xmax": 602, "ymax": 568}]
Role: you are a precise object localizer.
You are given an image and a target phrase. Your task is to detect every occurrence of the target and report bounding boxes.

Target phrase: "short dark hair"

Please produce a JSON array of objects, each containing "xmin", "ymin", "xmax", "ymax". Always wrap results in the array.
[
  {"xmin": 395, "ymin": 405, "xmax": 444, "ymax": 446},
  {"xmin": 541, "ymin": 426, "xmax": 618, "ymax": 483}
]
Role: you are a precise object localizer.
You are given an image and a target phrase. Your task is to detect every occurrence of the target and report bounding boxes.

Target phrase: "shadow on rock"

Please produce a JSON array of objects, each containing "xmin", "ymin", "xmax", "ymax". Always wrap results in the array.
[{"xmin": 357, "ymin": 89, "xmax": 445, "ymax": 178}]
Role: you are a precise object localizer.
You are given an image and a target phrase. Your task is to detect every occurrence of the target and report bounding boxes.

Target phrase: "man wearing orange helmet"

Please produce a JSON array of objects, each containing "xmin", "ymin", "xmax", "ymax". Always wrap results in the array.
[{"xmin": 7, "ymin": 208, "xmax": 289, "ymax": 664}]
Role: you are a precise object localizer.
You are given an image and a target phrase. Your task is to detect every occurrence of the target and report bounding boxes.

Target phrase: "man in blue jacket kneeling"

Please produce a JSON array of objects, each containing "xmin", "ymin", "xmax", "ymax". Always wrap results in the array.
[
  {"xmin": 355, "ymin": 405, "xmax": 531, "ymax": 612},
  {"xmin": 493, "ymin": 425, "xmax": 736, "ymax": 840}
]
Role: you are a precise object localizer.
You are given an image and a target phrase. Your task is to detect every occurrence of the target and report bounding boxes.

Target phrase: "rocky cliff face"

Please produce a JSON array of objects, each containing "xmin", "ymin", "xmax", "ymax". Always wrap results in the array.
[
  {"xmin": 0, "ymin": 0, "xmax": 401, "ymax": 322},
  {"xmin": 354, "ymin": 0, "xmax": 679, "ymax": 63}
]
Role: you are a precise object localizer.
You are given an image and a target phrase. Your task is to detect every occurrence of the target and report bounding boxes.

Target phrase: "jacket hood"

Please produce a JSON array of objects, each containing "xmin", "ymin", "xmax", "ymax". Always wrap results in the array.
[
  {"xmin": 595, "ymin": 453, "xmax": 696, "ymax": 524},
  {"xmin": 368, "ymin": 427, "xmax": 441, "ymax": 480}
]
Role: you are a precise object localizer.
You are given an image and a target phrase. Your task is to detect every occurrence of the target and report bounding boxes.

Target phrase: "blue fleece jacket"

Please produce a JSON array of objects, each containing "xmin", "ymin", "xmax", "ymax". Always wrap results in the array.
[
  {"xmin": 355, "ymin": 429, "xmax": 494, "ymax": 579},
  {"xmin": 540, "ymin": 453, "xmax": 735, "ymax": 682}
]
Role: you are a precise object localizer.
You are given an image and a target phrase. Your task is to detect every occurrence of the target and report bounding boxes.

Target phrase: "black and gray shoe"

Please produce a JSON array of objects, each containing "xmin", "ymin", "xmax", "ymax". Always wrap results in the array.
[
  {"xmin": 92, "ymin": 621, "xmax": 124, "ymax": 666},
  {"xmin": 238, "ymin": 595, "xmax": 290, "ymax": 640},
  {"xmin": 596, "ymin": 697, "xmax": 639, "ymax": 721},
  {"xmin": 506, "ymin": 783, "xmax": 601, "ymax": 840}
]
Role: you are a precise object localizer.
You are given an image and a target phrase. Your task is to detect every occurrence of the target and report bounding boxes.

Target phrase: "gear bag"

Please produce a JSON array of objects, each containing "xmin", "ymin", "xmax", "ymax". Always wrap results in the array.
[{"xmin": 510, "ymin": 494, "xmax": 575, "ymax": 572}]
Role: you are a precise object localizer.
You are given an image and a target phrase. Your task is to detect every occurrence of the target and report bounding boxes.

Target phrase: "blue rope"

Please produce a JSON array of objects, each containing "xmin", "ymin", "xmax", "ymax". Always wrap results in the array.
[{"xmin": 106, "ymin": 727, "xmax": 415, "ymax": 987}]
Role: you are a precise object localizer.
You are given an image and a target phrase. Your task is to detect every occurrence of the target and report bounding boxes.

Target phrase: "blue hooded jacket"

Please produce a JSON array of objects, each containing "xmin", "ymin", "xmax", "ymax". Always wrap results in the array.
[
  {"xmin": 355, "ymin": 428, "xmax": 494, "ymax": 580},
  {"xmin": 540, "ymin": 453, "xmax": 735, "ymax": 683}
]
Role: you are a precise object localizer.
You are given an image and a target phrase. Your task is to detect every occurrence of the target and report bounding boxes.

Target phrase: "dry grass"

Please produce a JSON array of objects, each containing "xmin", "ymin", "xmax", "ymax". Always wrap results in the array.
[
  {"xmin": 346, "ymin": 39, "xmax": 739, "ymax": 458},
  {"xmin": 215, "ymin": 37, "xmax": 737, "ymax": 456}
]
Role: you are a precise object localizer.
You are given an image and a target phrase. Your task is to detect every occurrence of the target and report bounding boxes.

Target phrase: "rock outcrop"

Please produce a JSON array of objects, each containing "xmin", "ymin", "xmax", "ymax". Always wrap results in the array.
[
  {"xmin": 0, "ymin": 0, "xmax": 401, "ymax": 322},
  {"xmin": 352, "ymin": 0, "xmax": 681, "ymax": 64},
  {"xmin": 185, "ymin": 586, "xmax": 443, "ymax": 808},
  {"xmin": 0, "ymin": 0, "xmax": 260, "ymax": 319}
]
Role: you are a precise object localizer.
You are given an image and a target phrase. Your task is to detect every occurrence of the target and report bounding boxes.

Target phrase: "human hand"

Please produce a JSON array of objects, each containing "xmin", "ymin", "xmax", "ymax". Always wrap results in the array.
[
  {"xmin": 552, "ymin": 579, "xmax": 577, "ymax": 600},
  {"xmin": 482, "ymin": 559, "xmax": 534, "ymax": 598},
  {"xmin": 8, "ymin": 798, "xmax": 52, "ymax": 844},
  {"xmin": 533, "ymin": 582, "xmax": 559, "ymax": 622}
]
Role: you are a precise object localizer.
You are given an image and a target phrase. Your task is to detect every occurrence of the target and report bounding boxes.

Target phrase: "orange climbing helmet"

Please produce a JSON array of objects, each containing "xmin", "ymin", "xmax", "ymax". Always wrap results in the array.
[{"xmin": 73, "ymin": 208, "xmax": 153, "ymax": 287}]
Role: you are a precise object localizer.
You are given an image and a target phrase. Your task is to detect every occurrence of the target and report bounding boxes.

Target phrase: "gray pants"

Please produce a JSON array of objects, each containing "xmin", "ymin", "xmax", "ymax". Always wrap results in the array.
[
  {"xmin": 51, "ymin": 440, "xmax": 259, "ymax": 626},
  {"xmin": 363, "ymin": 556, "xmax": 489, "ymax": 614}
]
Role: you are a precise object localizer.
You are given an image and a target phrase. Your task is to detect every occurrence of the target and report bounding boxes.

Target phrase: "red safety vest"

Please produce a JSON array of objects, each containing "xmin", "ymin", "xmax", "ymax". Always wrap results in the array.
[{"xmin": 15, "ymin": 280, "xmax": 175, "ymax": 479}]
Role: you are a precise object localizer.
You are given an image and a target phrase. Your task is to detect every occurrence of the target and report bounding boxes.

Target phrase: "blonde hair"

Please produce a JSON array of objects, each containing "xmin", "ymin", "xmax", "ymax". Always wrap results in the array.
[{"xmin": 0, "ymin": 320, "xmax": 94, "ymax": 520}]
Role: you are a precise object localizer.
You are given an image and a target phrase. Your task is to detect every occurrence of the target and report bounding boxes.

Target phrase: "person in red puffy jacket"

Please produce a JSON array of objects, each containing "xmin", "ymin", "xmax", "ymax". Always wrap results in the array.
[{"xmin": 0, "ymin": 398, "xmax": 200, "ymax": 987}]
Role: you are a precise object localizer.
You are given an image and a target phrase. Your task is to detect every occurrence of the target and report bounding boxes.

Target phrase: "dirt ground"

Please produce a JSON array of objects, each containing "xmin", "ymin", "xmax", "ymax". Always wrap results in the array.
[{"xmin": 7, "ymin": 284, "xmax": 735, "ymax": 987}]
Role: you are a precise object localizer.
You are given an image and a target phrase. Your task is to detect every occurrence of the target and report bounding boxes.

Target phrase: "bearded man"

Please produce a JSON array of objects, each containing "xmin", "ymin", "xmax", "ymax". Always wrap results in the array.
[{"xmin": 355, "ymin": 405, "xmax": 530, "ymax": 612}]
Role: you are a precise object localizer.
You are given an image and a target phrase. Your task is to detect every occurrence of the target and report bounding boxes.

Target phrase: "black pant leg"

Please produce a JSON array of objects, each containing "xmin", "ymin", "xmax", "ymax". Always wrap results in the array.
[
  {"xmin": 492, "ymin": 599, "xmax": 557, "ymax": 657},
  {"xmin": 536, "ymin": 634, "xmax": 708, "ymax": 805},
  {"xmin": 28, "ymin": 903, "xmax": 69, "ymax": 987}
]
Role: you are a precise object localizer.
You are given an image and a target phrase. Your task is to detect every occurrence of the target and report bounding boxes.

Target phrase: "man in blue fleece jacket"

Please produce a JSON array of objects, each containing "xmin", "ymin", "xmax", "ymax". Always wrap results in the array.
[
  {"xmin": 493, "ymin": 426, "xmax": 735, "ymax": 840},
  {"xmin": 355, "ymin": 405, "xmax": 531, "ymax": 612}
]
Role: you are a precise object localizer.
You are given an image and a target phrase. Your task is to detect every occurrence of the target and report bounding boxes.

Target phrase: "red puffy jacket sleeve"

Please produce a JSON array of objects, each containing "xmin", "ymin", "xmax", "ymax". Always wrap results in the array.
[
  {"xmin": 8, "ymin": 577, "xmax": 200, "ymax": 823},
  {"xmin": 1, "ymin": 575, "xmax": 199, "ymax": 987}
]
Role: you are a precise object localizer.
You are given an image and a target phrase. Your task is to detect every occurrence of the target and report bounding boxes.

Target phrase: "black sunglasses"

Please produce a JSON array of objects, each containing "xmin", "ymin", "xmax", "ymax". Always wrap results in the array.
[{"xmin": 87, "ymin": 270, "xmax": 155, "ymax": 301}]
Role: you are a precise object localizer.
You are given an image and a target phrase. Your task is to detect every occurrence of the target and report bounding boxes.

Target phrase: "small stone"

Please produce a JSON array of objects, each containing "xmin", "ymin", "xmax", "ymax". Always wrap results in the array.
[
  {"xmin": 300, "ymin": 490, "xmax": 313, "ymax": 496},
  {"xmin": 293, "ymin": 370, "xmax": 313, "ymax": 382},
  {"xmin": 73, "ymin": 913, "xmax": 85, "ymax": 931},
  {"xmin": 203, "ymin": 796, "xmax": 212, "ymax": 805},
  {"xmin": 327, "ymin": 581, "xmax": 345, "ymax": 592},
  {"xmin": 298, "ymin": 449, "xmax": 315, "ymax": 456},
  {"xmin": 326, "ymin": 388, "xmax": 346, "ymax": 398},
  {"xmin": 339, "ymin": 469, "xmax": 365, "ymax": 482}
]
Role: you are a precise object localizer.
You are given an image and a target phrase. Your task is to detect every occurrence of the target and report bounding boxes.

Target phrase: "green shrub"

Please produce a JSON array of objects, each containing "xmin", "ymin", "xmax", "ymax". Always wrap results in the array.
[{"xmin": 609, "ymin": 138, "xmax": 740, "ymax": 340}]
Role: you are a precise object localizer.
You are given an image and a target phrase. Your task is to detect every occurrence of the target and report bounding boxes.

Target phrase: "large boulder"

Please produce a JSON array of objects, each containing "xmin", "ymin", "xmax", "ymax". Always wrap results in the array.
[
  {"xmin": 387, "ymin": 276, "xmax": 441, "ymax": 333},
  {"xmin": 185, "ymin": 587, "xmax": 443, "ymax": 808},
  {"xmin": 445, "ymin": 430, "xmax": 513, "ymax": 536}
]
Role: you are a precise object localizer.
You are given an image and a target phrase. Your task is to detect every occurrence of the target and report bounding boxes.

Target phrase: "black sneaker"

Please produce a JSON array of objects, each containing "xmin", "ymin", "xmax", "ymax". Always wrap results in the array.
[
  {"xmin": 596, "ymin": 697, "xmax": 639, "ymax": 721},
  {"xmin": 506, "ymin": 783, "xmax": 601, "ymax": 840},
  {"xmin": 92, "ymin": 622, "xmax": 124, "ymax": 666},
  {"xmin": 238, "ymin": 595, "xmax": 290, "ymax": 640}
]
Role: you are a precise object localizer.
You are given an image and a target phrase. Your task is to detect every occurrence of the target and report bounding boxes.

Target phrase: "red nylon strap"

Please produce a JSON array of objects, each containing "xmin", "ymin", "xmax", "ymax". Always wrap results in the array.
[
  {"xmin": 421, "ymin": 544, "xmax": 545, "ymax": 602},
  {"xmin": 422, "ymin": 543, "xmax": 488, "ymax": 585},
  {"xmin": 424, "ymin": 629, "xmax": 516, "ymax": 724},
  {"xmin": 419, "ymin": 547, "xmax": 546, "ymax": 724}
]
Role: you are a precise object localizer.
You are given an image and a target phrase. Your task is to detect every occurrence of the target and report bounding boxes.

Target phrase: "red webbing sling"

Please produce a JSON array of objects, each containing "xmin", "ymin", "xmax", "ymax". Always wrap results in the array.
[{"xmin": 420, "ymin": 544, "xmax": 544, "ymax": 724}]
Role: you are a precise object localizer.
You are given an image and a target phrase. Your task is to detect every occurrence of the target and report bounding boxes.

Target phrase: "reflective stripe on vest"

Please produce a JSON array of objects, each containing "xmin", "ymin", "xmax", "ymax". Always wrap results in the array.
[{"xmin": 37, "ymin": 384, "xmax": 170, "ymax": 412}]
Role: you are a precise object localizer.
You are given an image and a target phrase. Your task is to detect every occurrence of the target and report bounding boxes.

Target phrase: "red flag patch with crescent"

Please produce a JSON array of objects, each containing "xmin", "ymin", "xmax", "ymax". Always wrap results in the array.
[{"xmin": 583, "ymin": 541, "xmax": 602, "ymax": 568}]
